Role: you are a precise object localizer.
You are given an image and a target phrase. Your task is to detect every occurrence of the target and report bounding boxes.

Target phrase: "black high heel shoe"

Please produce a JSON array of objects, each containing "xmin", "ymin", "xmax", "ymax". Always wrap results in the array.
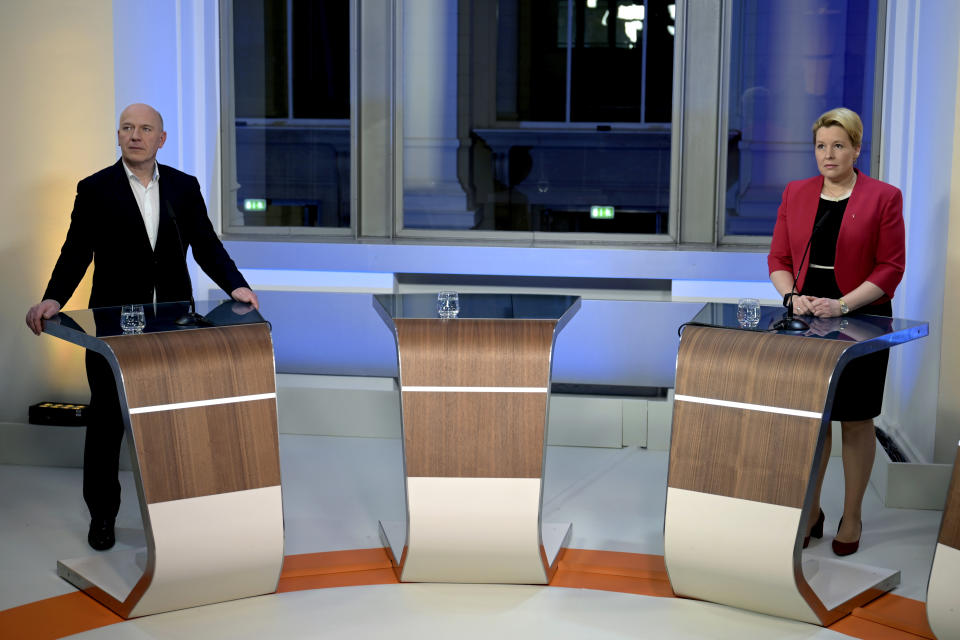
[
  {"xmin": 832, "ymin": 517, "xmax": 862, "ymax": 556},
  {"xmin": 803, "ymin": 509, "xmax": 825, "ymax": 549}
]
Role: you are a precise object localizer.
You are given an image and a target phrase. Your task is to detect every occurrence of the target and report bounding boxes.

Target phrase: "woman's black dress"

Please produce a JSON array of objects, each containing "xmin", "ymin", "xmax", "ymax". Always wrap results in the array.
[{"xmin": 800, "ymin": 196, "xmax": 891, "ymax": 421}]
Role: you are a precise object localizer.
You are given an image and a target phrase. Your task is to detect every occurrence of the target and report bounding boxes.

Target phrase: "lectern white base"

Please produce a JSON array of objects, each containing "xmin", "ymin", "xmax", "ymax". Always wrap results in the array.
[
  {"xmin": 58, "ymin": 547, "xmax": 146, "ymax": 603},
  {"xmin": 802, "ymin": 557, "xmax": 899, "ymax": 612},
  {"xmin": 665, "ymin": 487, "xmax": 898, "ymax": 624},
  {"xmin": 380, "ymin": 476, "xmax": 571, "ymax": 585},
  {"xmin": 379, "ymin": 519, "xmax": 571, "ymax": 585},
  {"xmin": 57, "ymin": 486, "xmax": 284, "ymax": 618}
]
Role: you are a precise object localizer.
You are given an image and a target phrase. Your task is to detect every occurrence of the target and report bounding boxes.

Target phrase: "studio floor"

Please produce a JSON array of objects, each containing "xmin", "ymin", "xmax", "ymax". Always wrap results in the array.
[{"xmin": 0, "ymin": 434, "xmax": 945, "ymax": 639}]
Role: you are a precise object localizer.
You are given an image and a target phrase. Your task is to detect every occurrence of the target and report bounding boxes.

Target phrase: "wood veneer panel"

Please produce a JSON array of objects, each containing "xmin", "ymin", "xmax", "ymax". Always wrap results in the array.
[
  {"xmin": 104, "ymin": 324, "xmax": 280, "ymax": 504},
  {"xmin": 674, "ymin": 326, "xmax": 849, "ymax": 412},
  {"xmin": 395, "ymin": 319, "xmax": 555, "ymax": 387},
  {"xmin": 668, "ymin": 402, "xmax": 820, "ymax": 508},
  {"xmin": 132, "ymin": 399, "xmax": 281, "ymax": 504},
  {"xmin": 402, "ymin": 392, "xmax": 546, "ymax": 478},
  {"xmin": 103, "ymin": 324, "xmax": 276, "ymax": 408},
  {"xmin": 669, "ymin": 326, "xmax": 850, "ymax": 508},
  {"xmin": 939, "ymin": 447, "xmax": 960, "ymax": 549}
]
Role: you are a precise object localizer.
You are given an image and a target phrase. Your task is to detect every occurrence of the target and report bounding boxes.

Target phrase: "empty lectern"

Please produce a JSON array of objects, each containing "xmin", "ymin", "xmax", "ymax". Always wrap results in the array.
[{"xmin": 374, "ymin": 293, "xmax": 580, "ymax": 583}]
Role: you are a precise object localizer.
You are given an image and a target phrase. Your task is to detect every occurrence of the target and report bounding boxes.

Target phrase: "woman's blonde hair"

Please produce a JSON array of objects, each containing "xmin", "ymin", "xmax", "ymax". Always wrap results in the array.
[{"xmin": 812, "ymin": 107, "xmax": 863, "ymax": 148}]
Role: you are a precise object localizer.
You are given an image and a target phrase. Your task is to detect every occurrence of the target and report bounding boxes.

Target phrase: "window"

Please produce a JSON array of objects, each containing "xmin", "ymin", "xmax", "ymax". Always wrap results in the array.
[
  {"xmin": 401, "ymin": 0, "xmax": 676, "ymax": 236},
  {"xmin": 225, "ymin": 0, "xmax": 351, "ymax": 231},
  {"xmin": 722, "ymin": 0, "xmax": 881, "ymax": 238},
  {"xmin": 219, "ymin": 1, "xmax": 886, "ymax": 246}
]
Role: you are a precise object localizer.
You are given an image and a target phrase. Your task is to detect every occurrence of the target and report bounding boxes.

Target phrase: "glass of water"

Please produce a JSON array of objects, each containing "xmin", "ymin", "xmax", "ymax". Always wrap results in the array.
[
  {"xmin": 437, "ymin": 291, "xmax": 460, "ymax": 319},
  {"xmin": 120, "ymin": 304, "xmax": 146, "ymax": 334},
  {"xmin": 737, "ymin": 298, "xmax": 761, "ymax": 328}
]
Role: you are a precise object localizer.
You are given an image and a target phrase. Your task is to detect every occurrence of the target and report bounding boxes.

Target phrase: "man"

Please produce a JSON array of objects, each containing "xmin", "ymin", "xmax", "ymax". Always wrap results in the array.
[{"xmin": 26, "ymin": 103, "xmax": 258, "ymax": 551}]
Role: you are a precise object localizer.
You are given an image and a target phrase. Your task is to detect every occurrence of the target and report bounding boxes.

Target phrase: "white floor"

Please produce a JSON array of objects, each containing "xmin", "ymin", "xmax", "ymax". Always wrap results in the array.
[{"xmin": 0, "ymin": 435, "xmax": 944, "ymax": 638}]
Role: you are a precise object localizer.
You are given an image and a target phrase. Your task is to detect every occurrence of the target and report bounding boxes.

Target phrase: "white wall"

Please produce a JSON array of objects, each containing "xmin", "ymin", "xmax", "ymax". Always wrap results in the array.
[
  {"xmin": 0, "ymin": 1, "xmax": 115, "ymax": 424},
  {"xmin": 881, "ymin": 0, "xmax": 960, "ymax": 463},
  {"xmin": 0, "ymin": 0, "xmax": 221, "ymax": 430},
  {"xmin": 935, "ymin": 21, "xmax": 960, "ymax": 461}
]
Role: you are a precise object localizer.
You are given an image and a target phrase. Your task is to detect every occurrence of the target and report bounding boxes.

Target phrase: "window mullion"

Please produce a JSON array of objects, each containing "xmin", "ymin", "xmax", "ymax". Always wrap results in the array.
[
  {"xmin": 287, "ymin": 0, "xmax": 294, "ymax": 119},
  {"xmin": 640, "ymin": 0, "xmax": 649, "ymax": 124},
  {"xmin": 565, "ymin": 0, "xmax": 574, "ymax": 123}
]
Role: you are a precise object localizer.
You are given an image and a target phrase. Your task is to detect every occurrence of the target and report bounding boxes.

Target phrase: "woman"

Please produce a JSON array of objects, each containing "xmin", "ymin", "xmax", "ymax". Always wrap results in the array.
[{"xmin": 767, "ymin": 107, "xmax": 905, "ymax": 556}]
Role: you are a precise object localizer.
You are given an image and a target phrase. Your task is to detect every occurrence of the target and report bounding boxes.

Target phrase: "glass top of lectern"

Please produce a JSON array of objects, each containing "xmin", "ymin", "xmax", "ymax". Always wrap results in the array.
[
  {"xmin": 374, "ymin": 293, "xmax": 580, "ymax": 321},
  {"xmin": 46, "ymin": 299, "xmax": 266, "ymax": 339},
  {"xmin": 689, "ymin": 302, "xmax": 928, "ymax": 346}
]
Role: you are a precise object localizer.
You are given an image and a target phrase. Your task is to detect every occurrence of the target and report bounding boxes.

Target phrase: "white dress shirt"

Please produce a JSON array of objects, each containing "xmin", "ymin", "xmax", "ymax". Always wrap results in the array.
[{"xmin": 122, "ymin": 161, "xmax": 160, "ymax": 250}]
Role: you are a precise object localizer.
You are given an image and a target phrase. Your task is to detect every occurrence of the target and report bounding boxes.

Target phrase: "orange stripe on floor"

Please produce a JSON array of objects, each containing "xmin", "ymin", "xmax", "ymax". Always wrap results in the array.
[
  {"xmin": 846, "ymin": 593, "xmax": 935, "ymax": 639},
  {"xmin": 549, "ymin": 548, "xmax": 677, "ymax": 598},
  {"xmin": 280, "ymin": 547, "xmax": 395, "ymax": 579},
  {"xmin": 556, "ymin": 548, "xmax": 672, "ymax": 580},
  {"xmin": 277, "ymin": 548, "xmax": 398, "ymax": 593},
  {"xmin": 0, "ymin": 591, "xmax": 123, "ymax": 640},
  {"xmin": 828, "ymin": 614, "xmax": 932, "ymax": 640},
  {"xmin": 0, "ymin": 548, "xmax": 937, "ymax": 640}
]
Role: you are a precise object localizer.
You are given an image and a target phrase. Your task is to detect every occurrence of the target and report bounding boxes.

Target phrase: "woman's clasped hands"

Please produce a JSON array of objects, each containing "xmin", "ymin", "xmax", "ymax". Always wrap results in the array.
[{"xmin": 793, "ymin": 295, "xmax": 843, "ymax": 317}]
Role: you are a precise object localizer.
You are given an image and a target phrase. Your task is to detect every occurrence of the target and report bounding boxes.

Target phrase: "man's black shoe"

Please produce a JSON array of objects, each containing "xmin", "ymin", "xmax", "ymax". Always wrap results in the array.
[{"xmin": 87, "ymin": 517, "xmax": 116, "ymax": 551}]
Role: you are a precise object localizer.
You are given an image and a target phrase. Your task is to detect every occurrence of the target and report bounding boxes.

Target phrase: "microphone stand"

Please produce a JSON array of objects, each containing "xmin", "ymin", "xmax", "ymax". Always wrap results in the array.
[
  {"xmin": 165, "ymin": 202, "xmax": 212, "ymax": 327},
  {"xmin": 772, "ymin": 207, "xmax": 835, "ymax": 332},
  {"xmin": 773, "ymin": 293, "xmax": 809, "ymax": 331}
]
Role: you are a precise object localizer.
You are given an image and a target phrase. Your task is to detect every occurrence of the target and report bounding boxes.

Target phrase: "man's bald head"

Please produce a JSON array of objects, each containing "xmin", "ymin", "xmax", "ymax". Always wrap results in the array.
[
  {"xmin": 119, "ymin": 103, "xmax": 164, "ymax": 131},
  {"xmin": 117, "ymin": 103, "xmax": 167, "ymax": 174}
]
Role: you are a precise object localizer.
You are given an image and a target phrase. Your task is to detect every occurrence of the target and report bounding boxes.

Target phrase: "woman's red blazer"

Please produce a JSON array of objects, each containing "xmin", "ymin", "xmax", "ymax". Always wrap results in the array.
[{"xmin": 767, "ymin": 170, "xmax": 905, "ymax": 303}]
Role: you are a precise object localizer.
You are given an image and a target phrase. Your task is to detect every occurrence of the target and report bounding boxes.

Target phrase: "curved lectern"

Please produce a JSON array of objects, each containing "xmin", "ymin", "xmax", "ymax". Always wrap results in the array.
[
  {"xmin": 927, "ymin": 443, "xmax": 960, "ymax": 638},
  {"xmin": 44, "ymin": 301, "xmax": 283, "ymax": 618},
  {"xmin": 374, "ymin": 293, "xmax": 580, "ymax": 583},
  {"xmin": 664, "ymin": 303, "xmax": 927, "ymax": 626}
]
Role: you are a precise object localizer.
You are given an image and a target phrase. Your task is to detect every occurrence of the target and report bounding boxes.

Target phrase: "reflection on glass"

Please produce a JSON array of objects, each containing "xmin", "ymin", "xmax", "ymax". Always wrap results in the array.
[
  {"xmin": 230, "ymin": 0, "xmax": 350, "ymax": 229},
  {"xmin": 51, "ymin": 300, "xmax": 266, "ymax": 340},
  {"xmin": 724, "ymin": 1, "xmax": 880, "ymax": 236},
  {"xmin": 375, "ymin": 294, "xmax": 580, "ymax": 321},
  {"xmin": 688, "ymin": 302, "xmax": 925, "ymax": 347},
  {"xmin": 405, "ymin": 0, "xmax": 674, "ymax": 234}
]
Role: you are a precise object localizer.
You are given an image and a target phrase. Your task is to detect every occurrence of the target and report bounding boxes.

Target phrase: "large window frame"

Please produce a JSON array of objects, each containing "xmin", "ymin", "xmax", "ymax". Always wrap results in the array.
[
  {"xmin": 219, "ymin": 0, "xmax": 355, "ymax": 238},
  {"xmin": 218, "ymin": 0, "xmax": 887, "ymax": 249},
  {"xmin": 715, "ymin": 0, "xmax": 888, "ymax": 245},
  {"xmin": 393, "ymin": 0, "xmax": 676, "ymax": 243}
]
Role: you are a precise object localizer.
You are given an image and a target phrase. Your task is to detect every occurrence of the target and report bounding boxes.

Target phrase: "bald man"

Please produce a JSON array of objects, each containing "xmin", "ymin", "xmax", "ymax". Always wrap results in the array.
[{"xmin": 26, "ymin": 103, "xmax": 258, "ymax": 551}]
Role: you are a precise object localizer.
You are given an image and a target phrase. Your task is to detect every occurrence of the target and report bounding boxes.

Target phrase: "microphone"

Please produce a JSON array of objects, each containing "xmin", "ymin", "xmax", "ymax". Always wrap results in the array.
[
  {"xmin": 772, "ymin": 206, "xmax": 835, "ymax": 332},
  {"xmin": 164, "ymin": 201, "xmax": 211, "ymax": 327}
]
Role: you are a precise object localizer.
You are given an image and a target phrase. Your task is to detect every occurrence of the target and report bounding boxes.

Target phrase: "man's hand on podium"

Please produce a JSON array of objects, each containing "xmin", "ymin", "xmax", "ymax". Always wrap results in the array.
[
  {"xmin": 26, "ymin": 299, "xmax": 61, "ymax": 335},
  {"xmin": 230, "ymin": 287, "xmax": 259, "ymax": 311}
]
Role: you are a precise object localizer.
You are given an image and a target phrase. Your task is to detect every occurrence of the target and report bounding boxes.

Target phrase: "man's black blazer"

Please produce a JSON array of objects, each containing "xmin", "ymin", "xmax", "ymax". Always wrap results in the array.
[{"xmin": 43, "ymin": 160, "xmax": 248, "ymax": 309}]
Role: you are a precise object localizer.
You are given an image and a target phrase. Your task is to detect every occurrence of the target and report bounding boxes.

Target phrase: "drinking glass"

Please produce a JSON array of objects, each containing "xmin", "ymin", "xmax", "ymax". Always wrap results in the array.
[
  {"xmin": 437, "ymin": 291, "xmax": 460, "ymax": 319},
  {"xmin": 737, "ymin": 298, "xmax": 761, "ymax": 328},
  {"xmin": 120, "ymin": 304, "xmax": 146, "ymax": 333}
]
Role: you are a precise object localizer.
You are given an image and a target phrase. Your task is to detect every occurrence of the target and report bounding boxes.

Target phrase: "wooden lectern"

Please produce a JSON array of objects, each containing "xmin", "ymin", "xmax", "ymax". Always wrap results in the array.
[
  {"xmin": 927, "ymin": 443, "xmax": 960, "ymax": 639},
  {"xmin": 664, "ymin": 303, "xmax": 927, "ymax": 626},
  {"xmin": 374, "ymin": 293, "xmax": 580, "ymax": 583},
  {"xmin": 44, "ymin": 301, "xmax": 283, "ymax": 618}
]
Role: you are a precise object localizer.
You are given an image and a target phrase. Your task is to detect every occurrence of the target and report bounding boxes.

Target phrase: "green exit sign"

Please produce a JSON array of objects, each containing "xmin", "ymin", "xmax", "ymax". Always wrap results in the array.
[
  {"xmin": 243, "ymin": 198, "xmax": 267, "ymax": 212},
  {"xmin": 590, "ymin": 205, "xmax": 615, "ymax": 219}
]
